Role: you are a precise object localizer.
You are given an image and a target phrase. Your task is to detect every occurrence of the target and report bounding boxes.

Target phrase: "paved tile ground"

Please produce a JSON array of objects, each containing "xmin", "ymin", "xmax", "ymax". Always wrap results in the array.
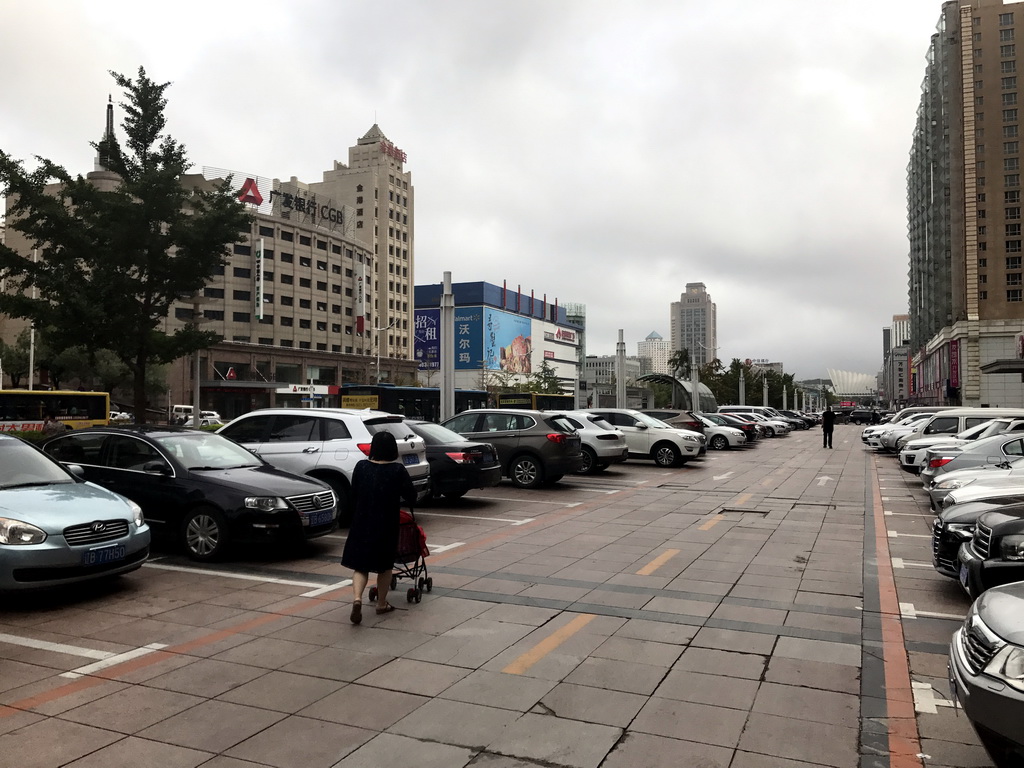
[{"xmin": 0, "ymin": 424, "xmax": 996, "ymax": 767}]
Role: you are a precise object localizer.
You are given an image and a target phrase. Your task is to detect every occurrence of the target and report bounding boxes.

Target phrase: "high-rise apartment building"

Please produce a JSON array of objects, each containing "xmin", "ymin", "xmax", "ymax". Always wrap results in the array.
[
  {"xmin": 909, "ymin": 0, "xmax": 1024, "ymax": 406},
  {"xmin": 637, "ymin": 331, "xmax": 672, "ymax": 375},
  {"xmin": 309, "ymin": 125, "xmax": 414, "ymax": 363},
  {"xmin": 669, "ymin": 283, "xmax": 717, "ymax": 369}
]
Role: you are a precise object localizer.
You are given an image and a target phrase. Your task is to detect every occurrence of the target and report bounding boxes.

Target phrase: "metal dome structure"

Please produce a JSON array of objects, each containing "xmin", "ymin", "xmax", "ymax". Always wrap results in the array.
[
  {"xmin": 636, "ymin": 374, "xmax": 718, "ymax": 412},
  {"xmin": 826, "ymin": 369, "xmax": 877, "ymax": 399}
]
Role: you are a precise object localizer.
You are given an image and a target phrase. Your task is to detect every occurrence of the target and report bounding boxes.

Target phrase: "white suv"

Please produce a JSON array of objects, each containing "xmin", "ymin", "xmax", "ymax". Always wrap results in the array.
[
  {"xmin": 560, "ymin": 411, "xmax": 629, "ymax": 474},
  {"xmin": 587, "ymin": 408, "xmax": 705, "ymax": 467},
  {"xmin": 218, "ymin": 408, "xmax": 430, "ymax": 522}
]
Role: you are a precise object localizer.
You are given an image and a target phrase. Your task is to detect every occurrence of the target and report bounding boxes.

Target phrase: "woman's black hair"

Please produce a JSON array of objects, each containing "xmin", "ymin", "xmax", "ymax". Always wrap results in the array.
[{"xmin": 368, "ymin": 431, "xmax": 399, "ymax": 461}]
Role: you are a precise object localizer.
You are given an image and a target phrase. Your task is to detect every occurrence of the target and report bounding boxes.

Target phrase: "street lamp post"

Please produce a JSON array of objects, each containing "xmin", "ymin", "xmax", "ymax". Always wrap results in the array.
[{"xmin": 375, "ymin": 318, "xmax": 398, "ymax": 384}]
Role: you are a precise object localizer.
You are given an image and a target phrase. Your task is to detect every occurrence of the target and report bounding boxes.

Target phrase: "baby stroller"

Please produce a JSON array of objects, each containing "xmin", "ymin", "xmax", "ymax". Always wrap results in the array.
[{"xmin": 369, "ymin": 508, "xmax": 432, "ymax": 604}]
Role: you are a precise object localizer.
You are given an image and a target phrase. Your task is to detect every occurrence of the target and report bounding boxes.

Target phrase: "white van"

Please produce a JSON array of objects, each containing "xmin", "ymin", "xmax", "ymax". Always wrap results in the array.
[
  {"xmin": 897, "ymin": 407, "xmax": 1024, "ymax": 449},
  {"xmin": 169, "ymin": 405, "xmax": 222, "ymax": 424}
]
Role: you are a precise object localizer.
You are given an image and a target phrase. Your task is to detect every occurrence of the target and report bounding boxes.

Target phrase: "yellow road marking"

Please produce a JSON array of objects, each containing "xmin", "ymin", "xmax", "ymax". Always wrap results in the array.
[
  {"xmin": 636, "ymin": 548, "xmax": 681, "ymax": 576},
  {"xmin": 502, "ymin": 614, "xmax": 596, "ymax": 675},
  {"xmin": 699, "ymin": 514, "xmax": 724, "ymax": 531},
  {"xmin": 735, "ymin": 492, "xmax": 753, "ymax": 505}
]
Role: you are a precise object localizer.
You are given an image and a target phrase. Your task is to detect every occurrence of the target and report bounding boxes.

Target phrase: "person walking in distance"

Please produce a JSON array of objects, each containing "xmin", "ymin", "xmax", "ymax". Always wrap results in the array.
[
  {"xmin": 822, "ymin": 405, "xmax": 836, "ymax": 449},
  {"xmin": 342, "ymin": 431, "xmax": 416, "ymax": 624}
]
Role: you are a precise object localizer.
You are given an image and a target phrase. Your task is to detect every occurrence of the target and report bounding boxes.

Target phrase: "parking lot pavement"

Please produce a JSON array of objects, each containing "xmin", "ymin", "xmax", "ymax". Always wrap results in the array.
[{"xmin": 0, "ymin": 424, "xmax": 994, "ymax": 767}]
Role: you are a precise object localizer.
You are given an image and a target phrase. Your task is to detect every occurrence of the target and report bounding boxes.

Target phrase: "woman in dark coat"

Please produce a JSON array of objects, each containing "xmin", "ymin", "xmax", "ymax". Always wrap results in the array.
[{"xmin": 341, "ymin": 431, "xmax": 416, "ymax": 624}]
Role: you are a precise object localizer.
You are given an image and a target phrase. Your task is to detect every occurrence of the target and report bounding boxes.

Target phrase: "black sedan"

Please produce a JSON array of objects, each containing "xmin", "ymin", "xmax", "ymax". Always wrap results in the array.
[
  {"xmin": 404, "ymin": 420, "xmax": 501, "ymax": 500},
  {"xmin": 42, "ymin": 426, "xmax": 337, "ymax": 561}
]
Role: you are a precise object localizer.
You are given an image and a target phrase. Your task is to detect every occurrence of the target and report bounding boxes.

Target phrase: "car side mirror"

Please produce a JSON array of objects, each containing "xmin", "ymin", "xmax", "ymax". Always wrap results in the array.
[
  {"xmin": 66, "ymin": 464, "xmax": 85, "ymax": 478},
  {"xmin": 635, "ymin": 423, "xmax": 648, "ymax": 430},
  {"xmin": 143, "ymin": 460, "xmax": 172, "ymax": 475}
]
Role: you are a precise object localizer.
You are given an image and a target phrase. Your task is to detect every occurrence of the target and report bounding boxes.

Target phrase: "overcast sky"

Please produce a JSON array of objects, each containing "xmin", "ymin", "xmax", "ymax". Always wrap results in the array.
[{"xmin": 3, "ymin": 1, "xmax": 948, "ymax": 380}]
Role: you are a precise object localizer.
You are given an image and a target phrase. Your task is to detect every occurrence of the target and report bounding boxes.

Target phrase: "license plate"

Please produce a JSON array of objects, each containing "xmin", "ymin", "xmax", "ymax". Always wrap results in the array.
[
  {"xmin": 403, "ymin": 454, "xmax": 418, "ymax": 466},
  {"xmin": 307, "ymin": 509, "xmax": 334, "ymax": 527},
  {"xmin": 82, "ymin": 544, "xmax": 126, "ymax": 566},
  {"xmin": 959, "ymin": 563, "xmax": 969, "ymax": 589}
]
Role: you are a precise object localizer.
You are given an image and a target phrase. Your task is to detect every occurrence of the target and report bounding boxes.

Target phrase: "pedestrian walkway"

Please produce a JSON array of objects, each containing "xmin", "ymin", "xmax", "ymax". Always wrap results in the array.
[{"xmin": 0, "ymin": 425, "xmax": 991, "ymax": 767}]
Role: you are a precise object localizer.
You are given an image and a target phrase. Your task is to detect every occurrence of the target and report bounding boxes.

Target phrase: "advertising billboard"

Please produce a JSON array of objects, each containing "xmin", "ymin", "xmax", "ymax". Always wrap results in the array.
[
  {"xmin": 414, "ymin": 306, "xmax": 533, "ymax": 372},
  {"xmin": 484, "ymin": 307, "xmax": 532, "ymax": 373},
  {"xmin": 414, "ymin": 309, "xmax": 440, "ymax": 370}
]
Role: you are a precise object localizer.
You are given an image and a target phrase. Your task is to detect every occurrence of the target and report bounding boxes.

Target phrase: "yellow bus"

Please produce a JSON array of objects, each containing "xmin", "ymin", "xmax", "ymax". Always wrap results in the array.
[
  {"xmin": 495, "ymin": 392, "xmax": 576, "ymax": 410},
  {"xmin": 0, "ymin": 390, "xmax": 110, "ymax": 432}
]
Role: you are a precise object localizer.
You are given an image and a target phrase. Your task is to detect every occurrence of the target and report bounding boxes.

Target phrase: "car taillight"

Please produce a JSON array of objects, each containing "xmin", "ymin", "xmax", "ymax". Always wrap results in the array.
[
  {"xmin": 357, "ymin": 443, "xmax": 372, "ymax": 456},
  {"xmin": 929, "ymin": 457, "xmax": 953, "ymax": 468},
  {"xmin": 445, "ymin": 451, "xmax": 480, "ymax": 464},
  {"xmin": 546, "ymin": 433, "xmax": 568, "ymax": 445}
]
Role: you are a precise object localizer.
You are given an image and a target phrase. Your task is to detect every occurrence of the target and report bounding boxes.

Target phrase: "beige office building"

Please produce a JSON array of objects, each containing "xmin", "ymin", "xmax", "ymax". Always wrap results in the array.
[
  {"xmin": 909, "ymin": 0, "xmax": 1024, "ymax": 406},
  {"xmin": 1, "ymin": 116, "xmax": 421, "ymax": 417},
  {"xmin": 669, "ymin": 282, "xmax": 717, "ymax": 369}
]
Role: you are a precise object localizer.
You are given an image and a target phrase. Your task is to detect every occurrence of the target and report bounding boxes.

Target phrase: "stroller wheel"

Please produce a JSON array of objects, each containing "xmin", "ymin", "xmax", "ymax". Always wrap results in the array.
[
  {"xmin": 369, "ymin": 586, "xmax": 378, "ymax": 602},
  {"xmin": 425, "ymin": 577, "xmax": 433, "ymax": 592},
  {"xmin": 415, "ymin": 589, "xmax": 421, "ymax": 604},
  {"xmin": 391, "ymin": 575, "xmax": 398, "ymax": 590},
  {"xmin": 418, "ymin": 577, "xmax": 426, "ymax": 591},
  {"xmin": 407, "ymin": 587, "xmax": 416, "ymax": 603}
]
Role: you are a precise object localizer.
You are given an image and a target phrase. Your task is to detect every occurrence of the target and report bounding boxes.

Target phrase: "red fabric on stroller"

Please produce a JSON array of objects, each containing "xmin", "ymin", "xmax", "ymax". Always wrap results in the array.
[{"xmin": 398, "ymin": 509, "xmax": 429, "ymax": 559}]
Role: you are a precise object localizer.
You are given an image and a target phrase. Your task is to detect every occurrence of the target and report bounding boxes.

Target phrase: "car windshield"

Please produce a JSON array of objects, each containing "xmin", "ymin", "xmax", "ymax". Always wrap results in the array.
[
  {"xmin": 634, "ymin": 413, "xmax": 672, "ymax": 429},
  {"xmin": 153, "ymin": 431, "xmax": 262, "ymax": 470},
  {"xmin": 0, "ymin": 439, "xmax": 76, "ymax": 488},
  {"xmin": 407, "ymin": 421, "xmax": 465, "ymax": 445},
  {"xmin": 547, "ymin": 415, "xmax": 578, "ymax": 433}
]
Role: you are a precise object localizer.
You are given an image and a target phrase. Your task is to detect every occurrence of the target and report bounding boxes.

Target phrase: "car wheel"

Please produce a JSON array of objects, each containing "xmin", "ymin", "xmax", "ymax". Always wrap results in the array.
[
  {"xmin": 710, "ymin": 434, "xmax": 729, "ymax": 450},
  {"xmin": 509, "ymin": 455, "xmax": 544, "ymax": 489},
  {"xmin": 443, "ymin": 489, "xmax": 468, "ymax": 500},
  {"xmin": 765, "ymin": 426, "xmax": 776, "ymax": 437},
  {"xmin": 576, "ymin": 446, "xmax": 597, "ymax": 474},
  {"xmin": 653, "ymin": 442, "xmax": 682, "ymax": 468},
  {"xmin": 181, "ymin": 506, "xmax": 228, "ymax": 561}
]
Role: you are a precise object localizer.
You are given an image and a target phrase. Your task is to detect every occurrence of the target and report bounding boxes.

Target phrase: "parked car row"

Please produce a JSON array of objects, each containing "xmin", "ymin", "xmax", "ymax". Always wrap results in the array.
[{"xmin": 863, "ymin": 407, "xmax": 1024, "ymax": 764}]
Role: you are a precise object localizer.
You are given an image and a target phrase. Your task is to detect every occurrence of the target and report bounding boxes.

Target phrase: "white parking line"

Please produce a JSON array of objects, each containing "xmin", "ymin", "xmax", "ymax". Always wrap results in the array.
[
  {"xmin": 301, "ymin": 579, "xmax": 352, "ymax": 598},
  {"xmin": 61, "ymin": 643, "xmax": 168, "ymax": 678},
  {"xmin": 885, "ymin": 511, "xmax": 935, "ymax": 517},
  {"xmin": 888, "ymin": 530, "xmax": 931, "ymax": 539},
  {"xmin": 144, "ymin": 561, "xmax": 334, "ymax": 590},
  {"xmin": 900, "ymin": 602, "xmax": 965, "ymax": 621},
  {"xmin": 429, "ymin": 542, "xmax": 465, "ymax": 554},
  {"xmin": 469, "ymin": 496, "xmax": 569, "ymax": 505},
  {"xmin": 891, "ymin": 558, "xmax": 935, "ymax": 569},
  {"xmin": 415, "ymin": 511, "xmax": 535, "ymax": 525},
  {"xmin": 912, "ymin": 681, "xmax": 954, "ymax": 714},
  {"xmin": 0, "ymin": 632, "xmax": 113, "ymax": 660}
]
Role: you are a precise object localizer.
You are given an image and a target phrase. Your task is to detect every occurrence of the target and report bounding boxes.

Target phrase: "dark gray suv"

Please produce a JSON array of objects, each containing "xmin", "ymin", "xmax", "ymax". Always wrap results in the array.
[{"xmin": 441, "ymin": 409, "xmax": 583, "ymax": 489}]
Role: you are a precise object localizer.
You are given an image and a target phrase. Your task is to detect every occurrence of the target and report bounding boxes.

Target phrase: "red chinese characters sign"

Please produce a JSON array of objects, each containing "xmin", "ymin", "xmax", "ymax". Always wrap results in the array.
[{"xmin": 379, "ymin": 140, "xmax": 407, "ymax": 163}]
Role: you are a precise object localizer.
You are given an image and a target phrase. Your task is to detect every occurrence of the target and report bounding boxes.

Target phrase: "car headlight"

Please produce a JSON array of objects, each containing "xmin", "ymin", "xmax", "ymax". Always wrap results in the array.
[
  {"xmin": 984, "ymin": 644, "xmax": 1024, "ymax": 692},
  {"xmin": 1000, "ymin": 534, "xmax": 1024, "ymax": 561},
  {"xmin": 127, "ymin": 499, "xmax": 145, "ymax": 528},
  {"xmin": 935, "ymin": 478, "xmax": 973, "ymax": 491},
  {"xmin": 882, "ymin": 430, "xmax": 894, "ymax": 438},
  {"xmin": 0, "ymin": 518, "xmax": 47, "ymax": 545},
  {"xmin": 681, "ymin": 435, "xmax": 698, "ymax": 443},
  {"xmin": 245, "ymin": 497, "xmax": 289, "ymax": 511}
]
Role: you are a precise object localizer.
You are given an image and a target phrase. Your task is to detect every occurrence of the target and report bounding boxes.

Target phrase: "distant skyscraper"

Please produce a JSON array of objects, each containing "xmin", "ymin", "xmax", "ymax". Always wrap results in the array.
[
  {"xmin": 637, "ymin": 331, "xmax": 672, "ymax": 375},
  {"xmin": 670, "ymin": 283, "xmax": 717, "ymax": 368}
]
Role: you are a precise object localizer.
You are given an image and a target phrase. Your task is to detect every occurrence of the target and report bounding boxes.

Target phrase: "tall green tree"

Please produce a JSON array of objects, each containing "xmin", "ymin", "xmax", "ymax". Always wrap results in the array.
[
  {"xmin": 668, "ymin": 348, "xmax": 690, "ymax": 379},
  {"xmin": 0, "ymin": 67, "xmax": 252, "ymax": 421},
  {"xmin": 528, "ymin": 359, "xmax": 565, "ymax": 394}
]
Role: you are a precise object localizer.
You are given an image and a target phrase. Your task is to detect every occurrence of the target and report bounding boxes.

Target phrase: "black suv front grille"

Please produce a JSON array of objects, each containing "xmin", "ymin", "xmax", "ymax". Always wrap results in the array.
[
  {"xmin": 288, "ymin": 490, "xmax": 335, "ymax": 513},
  {"xmin": 64, "ymin": 519, "xmax": 130, "ymax": 546},
  {"xmin": 931, "ymin": 520, "xmax": 959, "ymax": 571},
  {"xmin": 972, "ymin": 523, "xmax": 993, "ymax": 559}
]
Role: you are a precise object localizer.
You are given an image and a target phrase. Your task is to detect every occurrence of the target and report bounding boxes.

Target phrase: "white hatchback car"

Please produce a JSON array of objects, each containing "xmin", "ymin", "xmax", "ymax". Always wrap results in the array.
[
  {"xmin": 559, "ymin": 411, "xmax": 629, "ymax": 474},
  {"xmin": 218, "ymin": 408, "xmax": 430, "ymax": 522},
  {"xmin": 694, "ymin": 414, "xmax": 747, "ymax": 450},
  {"xmin": 587, "ymin": 408, "xmax": 705, "ymax": 467}
]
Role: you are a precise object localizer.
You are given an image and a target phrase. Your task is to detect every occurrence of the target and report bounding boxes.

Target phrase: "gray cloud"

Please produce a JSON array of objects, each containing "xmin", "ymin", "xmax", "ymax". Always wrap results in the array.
[{"xmin": 2, "ymin": 1, "xmax": 941, "ymax": 379}]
